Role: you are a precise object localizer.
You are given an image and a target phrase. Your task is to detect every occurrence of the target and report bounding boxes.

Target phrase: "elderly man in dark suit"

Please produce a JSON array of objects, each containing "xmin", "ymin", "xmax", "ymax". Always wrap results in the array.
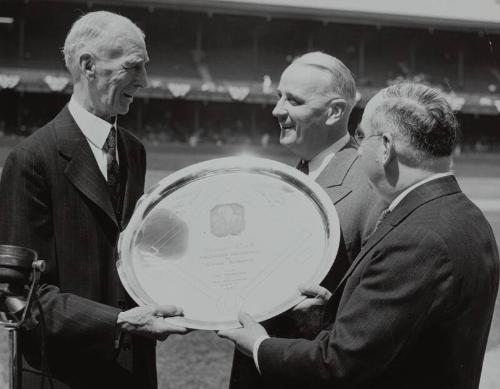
[
  {"xmin": 229, "ymin": 52, "xmax": 384, "ymax": 389},
  {"xmin": 0, "ymin": 11, "xmax": 187, "ymax": 389},
  {"xmin": 220, "ymin": 83, "xmax": 499, "ymax": 389}
]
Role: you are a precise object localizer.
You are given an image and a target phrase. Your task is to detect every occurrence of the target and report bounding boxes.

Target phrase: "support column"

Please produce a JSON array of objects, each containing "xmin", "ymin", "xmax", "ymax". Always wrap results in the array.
[
  {"xmin": 307, "ymin": 31, "xmax": 314, "ymax": 52},
  {"xmin": 252, "ymin": 26, "xmax": 259, "ymax": 68},
  {"xmin": 409, "ymin": 39, "xmax": 416, "ymax": 74},
  {"xmin": 457, "ymin": 48, "xmax": 465, "ymax": 89},
  {"xmin": 250, "ymin": 105, "xmax": 256, "ymax": 136},
  {"xmin": 358, "ymin": 37, "xmax": 365, "ymax": 80},
  {"xmin": 17, "ymin": 16, "xmax": 25, "ymax": 59},
  {"xmin": 16, "ymin": 92, "xmax": 22, "ymax": 132},
  {"xmin": 195, "ymin": 22, "xmax": 203, "ymax": 52},
  {"xmin": 193, "ymin": 102, "xmax": 200, "ymax": 133}
]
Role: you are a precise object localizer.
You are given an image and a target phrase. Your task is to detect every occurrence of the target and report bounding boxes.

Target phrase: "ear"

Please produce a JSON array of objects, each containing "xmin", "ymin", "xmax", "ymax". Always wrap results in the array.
[
  {"xmin": 79, "ymin": 52, "xmax": 95, "ymax": 80},
  {"xmin": 381, "ymin": 132, "xmax": 396, "ymax": 167},
  {"xmin": 325, "ymin": 99, "xmax": 347, "ymax": 125}
]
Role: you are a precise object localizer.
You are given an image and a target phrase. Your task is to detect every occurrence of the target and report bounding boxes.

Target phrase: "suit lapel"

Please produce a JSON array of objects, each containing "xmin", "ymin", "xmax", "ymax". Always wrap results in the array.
[
  {"xmin": 332, "ymin": 175, "xmax": 462, "ymax": 294},
  {"xmin": 117, "ymin": 127, "xmax": 142, "ymax": 227},
  {"xmin": 54, "ymin": 106, "xmax": 118, "ymax": 227},
  {"xmin": 316, "ymin": 138, "xmax": 358, "ymax": 204}
]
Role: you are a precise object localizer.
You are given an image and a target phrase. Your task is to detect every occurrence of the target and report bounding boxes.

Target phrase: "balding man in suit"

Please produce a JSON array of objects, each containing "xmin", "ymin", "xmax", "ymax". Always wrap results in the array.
[
  {"xmin": 229, "ymin": 51, "xmax": 384, "ymax": 389},
  {"xmin": 220, "ymin": 83, "xmax": 499, "ymax": 389}
]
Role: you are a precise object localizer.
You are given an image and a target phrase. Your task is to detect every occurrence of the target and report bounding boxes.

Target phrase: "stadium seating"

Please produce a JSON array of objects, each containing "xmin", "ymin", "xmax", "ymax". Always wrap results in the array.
[{"xmin": 1, "ymin": 1, "xmax": 499, "ymax": 148}]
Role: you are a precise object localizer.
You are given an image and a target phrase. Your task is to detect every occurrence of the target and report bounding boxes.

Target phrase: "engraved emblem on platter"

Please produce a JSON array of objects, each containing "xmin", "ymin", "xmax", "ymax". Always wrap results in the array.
[{"xmin": 210, "ymin": 203, "xmax": 245, "ymax": 237}]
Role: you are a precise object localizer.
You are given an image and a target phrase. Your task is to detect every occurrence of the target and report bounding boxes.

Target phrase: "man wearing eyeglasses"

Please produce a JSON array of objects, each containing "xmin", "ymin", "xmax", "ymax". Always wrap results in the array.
[
  {"xmin": 219, "ymin": 83, "xmax": 499, "ymax": 389},
  {"xmin": 228, "ymin": 51, "xmax": 384, "ymax": 389}
]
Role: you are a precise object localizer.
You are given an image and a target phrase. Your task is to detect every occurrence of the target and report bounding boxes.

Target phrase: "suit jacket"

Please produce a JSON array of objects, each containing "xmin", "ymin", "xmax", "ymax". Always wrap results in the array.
[
  {"xmin": 257, "ymin": 176, "xmax": 499, "ymax": 389},
  {"xmin": 230, "ymin": 138, "xmax": 385, "ymax": 389},
  {"xmin": 0, "ymin": 106, "xmax": 154, "ymax": 389}
]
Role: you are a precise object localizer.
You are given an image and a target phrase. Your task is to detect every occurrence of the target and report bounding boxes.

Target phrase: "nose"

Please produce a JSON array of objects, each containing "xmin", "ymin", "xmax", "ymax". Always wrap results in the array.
[
  {"xmin": 272, "ymin": 98, "xmax": 287, "ymax": 119},
  {"xmin": 136, "ymin": 64, "xmax": 149, "ymax": 89}
]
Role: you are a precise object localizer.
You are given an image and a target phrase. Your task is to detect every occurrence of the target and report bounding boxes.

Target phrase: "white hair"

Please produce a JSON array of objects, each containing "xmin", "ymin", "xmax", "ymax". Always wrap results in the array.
[
  {"xmin": 293, "ymin": 51, "xmax": 357, "ymax": 113},
  {"xmin": 62, "ymin": 11, "xmax": 145, "ymax": 81}
]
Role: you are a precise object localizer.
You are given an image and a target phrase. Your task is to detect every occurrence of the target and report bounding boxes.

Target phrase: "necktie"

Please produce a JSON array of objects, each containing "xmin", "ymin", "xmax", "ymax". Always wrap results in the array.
[
  {"xmin": 297, "ymin": 159, "xmax": 309, "ymax": 175},
  {"xmin": 104, "ymin": 126, "xmax": 119, "ymax": 210}
]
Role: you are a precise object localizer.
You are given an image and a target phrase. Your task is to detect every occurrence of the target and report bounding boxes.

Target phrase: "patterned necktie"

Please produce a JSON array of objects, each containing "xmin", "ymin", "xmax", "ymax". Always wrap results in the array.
[
  {"xmin": 297, "ymin": 159, "xmax": 309, "ymax": 175},
  {"xmin": 104, "ymin": 126, "xmax": 119, "ymax": 210}
]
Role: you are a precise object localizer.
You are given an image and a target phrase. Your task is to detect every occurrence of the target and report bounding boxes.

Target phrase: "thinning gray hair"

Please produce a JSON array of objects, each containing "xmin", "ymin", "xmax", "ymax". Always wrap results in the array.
[
  {"xmin": 371, "ymin": 82, "xmax": 458, "ymax": 168},
  {"xmin": 62, "ymin": 11, "xmax": 145, "ymax": 81},
  {"xmin": 293, "ymin": 51, "xmax": 357, "ymax": 114}
]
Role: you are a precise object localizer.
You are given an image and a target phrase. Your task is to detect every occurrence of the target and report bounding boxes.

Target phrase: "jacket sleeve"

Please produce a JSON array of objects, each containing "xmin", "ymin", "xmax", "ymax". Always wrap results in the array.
[
  {"xmin": 0, "ymin": 146, "xmax": 120, "ymax": 364},
  {"xmin": 257, "ymin": 228, "xmax": 453, "ymax": 386}
]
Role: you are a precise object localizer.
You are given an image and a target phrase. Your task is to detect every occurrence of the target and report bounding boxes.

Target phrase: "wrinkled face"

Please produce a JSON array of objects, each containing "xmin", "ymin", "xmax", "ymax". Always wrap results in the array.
[
  {"xmin": 91, "ymin": 28, "xmax": 149, "ymax": 119},
  {"xmin": 272, "ymin": 63, "xmax": 333, "ymax": 159},
  {"xmin": 357, "ymin": 96, "xmax": 386, "ymax": 190}
]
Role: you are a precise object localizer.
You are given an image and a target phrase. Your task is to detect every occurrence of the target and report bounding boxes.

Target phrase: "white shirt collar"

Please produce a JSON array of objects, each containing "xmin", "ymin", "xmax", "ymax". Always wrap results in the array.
[
  {"xmin": 68, "ymin": 96, "xmax": 116, "ymax": 150},
  {"xmin": 387, "ymin": 172, "xmax": 454, "ymax": 212},
  {"xmin": 309, "ymin": 133, "xmax": 350, "ymax": 180}
]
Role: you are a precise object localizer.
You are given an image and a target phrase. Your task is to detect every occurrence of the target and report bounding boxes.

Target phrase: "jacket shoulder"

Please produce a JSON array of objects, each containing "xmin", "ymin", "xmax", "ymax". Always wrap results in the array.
[
  {"xmin": 9, "ymin": 119, "xmax": 58, "ymax": 160},
  {"xmin": 118, "ymin": 126, "xmax": 145, "ymax": 150}
]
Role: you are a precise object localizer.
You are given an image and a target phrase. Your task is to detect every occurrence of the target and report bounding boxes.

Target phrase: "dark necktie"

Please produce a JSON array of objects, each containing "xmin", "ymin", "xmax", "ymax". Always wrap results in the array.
[
  {"xmin": 104, "ymin": 126, "xmax": 120, "ymax": 210},
  {"xmin": 296, "ymin": 159, "xmax": 309, "ymax": 175}
]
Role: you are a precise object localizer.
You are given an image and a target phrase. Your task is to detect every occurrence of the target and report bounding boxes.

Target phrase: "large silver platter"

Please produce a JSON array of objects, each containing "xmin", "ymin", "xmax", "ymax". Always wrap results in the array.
[{"xmin": 117, "ymin": 157, "xmax": 340, "ymax": 330}]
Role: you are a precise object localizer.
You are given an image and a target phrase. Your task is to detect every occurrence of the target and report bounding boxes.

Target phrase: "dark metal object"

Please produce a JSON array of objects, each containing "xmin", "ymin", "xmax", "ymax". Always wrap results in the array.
[{"xmin": 0, "ymin": 244, "xmax": 45, "ymax": 389}]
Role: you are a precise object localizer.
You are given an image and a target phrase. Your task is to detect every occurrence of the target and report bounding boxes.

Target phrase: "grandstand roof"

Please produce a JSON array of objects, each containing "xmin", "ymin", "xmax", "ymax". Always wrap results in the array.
[{"xmin": 54, "ymin": 0, "xmax": 500, "ymax": 31}]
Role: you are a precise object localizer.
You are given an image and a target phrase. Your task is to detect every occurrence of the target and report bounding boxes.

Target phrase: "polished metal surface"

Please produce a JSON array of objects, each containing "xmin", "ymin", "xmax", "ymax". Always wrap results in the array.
[
  {"xmin": 8, "ymin": 328, "xmax": 20, "ymax": 389},
  {"xmin": 0, "ymin": 244, "xmax": 45, "ymax": 389},
  {"xmin": 118, "ymin": 157, "xmax": 340, "ymax": 330}
]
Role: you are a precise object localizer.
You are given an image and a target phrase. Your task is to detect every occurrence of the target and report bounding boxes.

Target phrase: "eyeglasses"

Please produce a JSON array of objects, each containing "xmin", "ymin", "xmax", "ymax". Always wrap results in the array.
[{"xmin": 354, "ymin": 128, "xmax": 384, "ymax": 146}]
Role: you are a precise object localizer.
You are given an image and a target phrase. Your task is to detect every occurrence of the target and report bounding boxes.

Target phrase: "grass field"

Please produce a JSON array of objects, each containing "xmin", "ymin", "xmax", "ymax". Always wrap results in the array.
[{"xmin": 0, "ymin": 143, "xmax": 499, "ymax": 388}]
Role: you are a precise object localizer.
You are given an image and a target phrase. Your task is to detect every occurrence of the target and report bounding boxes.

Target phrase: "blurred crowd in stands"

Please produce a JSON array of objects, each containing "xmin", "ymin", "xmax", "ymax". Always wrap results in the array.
[
  {"xmin": 1, "ymin": 107, "xmax": 499, "ymax": 153},
  {"xmin": 2, "ymin": 3, "xmax": 500, "ymax": 94},
  {"xmin": 1, "ymin": 2, "xmax": 500, "ymax": 153}
]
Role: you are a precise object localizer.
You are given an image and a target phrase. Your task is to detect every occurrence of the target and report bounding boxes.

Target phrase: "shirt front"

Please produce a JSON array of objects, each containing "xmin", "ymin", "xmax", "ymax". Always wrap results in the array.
[
  {"xmin": 68, "ymin": 96, "xmax": 118, "ymax": 181},
  {"xmin": 308, "ymin": 133, "xmax": 351, "ymax": 180}
]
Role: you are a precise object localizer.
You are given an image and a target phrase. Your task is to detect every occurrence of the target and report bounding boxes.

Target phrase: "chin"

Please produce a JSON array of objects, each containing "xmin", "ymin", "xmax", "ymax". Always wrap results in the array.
[
  {"xmin": 280, "ymin": 132, "xmax": 297, "ymax": 146},
  {"xmin": 117, "ymin": 106, "xmax": 130, "ymax": 115}
]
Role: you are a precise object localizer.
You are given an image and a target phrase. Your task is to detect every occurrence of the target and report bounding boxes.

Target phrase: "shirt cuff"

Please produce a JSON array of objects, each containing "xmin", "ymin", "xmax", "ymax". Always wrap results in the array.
[{"xmin": 253, "ymin": 335, "xmax": 270, "ymax": 375}]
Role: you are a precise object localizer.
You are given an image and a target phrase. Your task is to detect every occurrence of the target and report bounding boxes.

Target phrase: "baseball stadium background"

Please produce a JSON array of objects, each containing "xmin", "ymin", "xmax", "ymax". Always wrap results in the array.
[{"xmin": 0, "ymin": 0, "xmax": 499, "ymax": 387}]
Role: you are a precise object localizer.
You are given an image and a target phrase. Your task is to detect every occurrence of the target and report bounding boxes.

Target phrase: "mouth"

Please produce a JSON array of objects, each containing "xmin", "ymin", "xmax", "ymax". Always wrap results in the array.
[
  {"xmin": 123, "ymin": 93, "xmax": 134, "ymax": 99},
  {"xmin": 280, "ymin": 124, "xmax": 295, "ymax": 131}
]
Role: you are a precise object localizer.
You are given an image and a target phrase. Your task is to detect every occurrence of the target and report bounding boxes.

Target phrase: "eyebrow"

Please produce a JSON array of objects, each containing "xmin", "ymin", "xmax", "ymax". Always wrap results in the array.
[
  {"xmin": 284, "ymin": 91, "xmax": 305, "ymax": 102},
  {"xmin": 125, "ymin": 55, "xmax": 148, "ymax": 64}
]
